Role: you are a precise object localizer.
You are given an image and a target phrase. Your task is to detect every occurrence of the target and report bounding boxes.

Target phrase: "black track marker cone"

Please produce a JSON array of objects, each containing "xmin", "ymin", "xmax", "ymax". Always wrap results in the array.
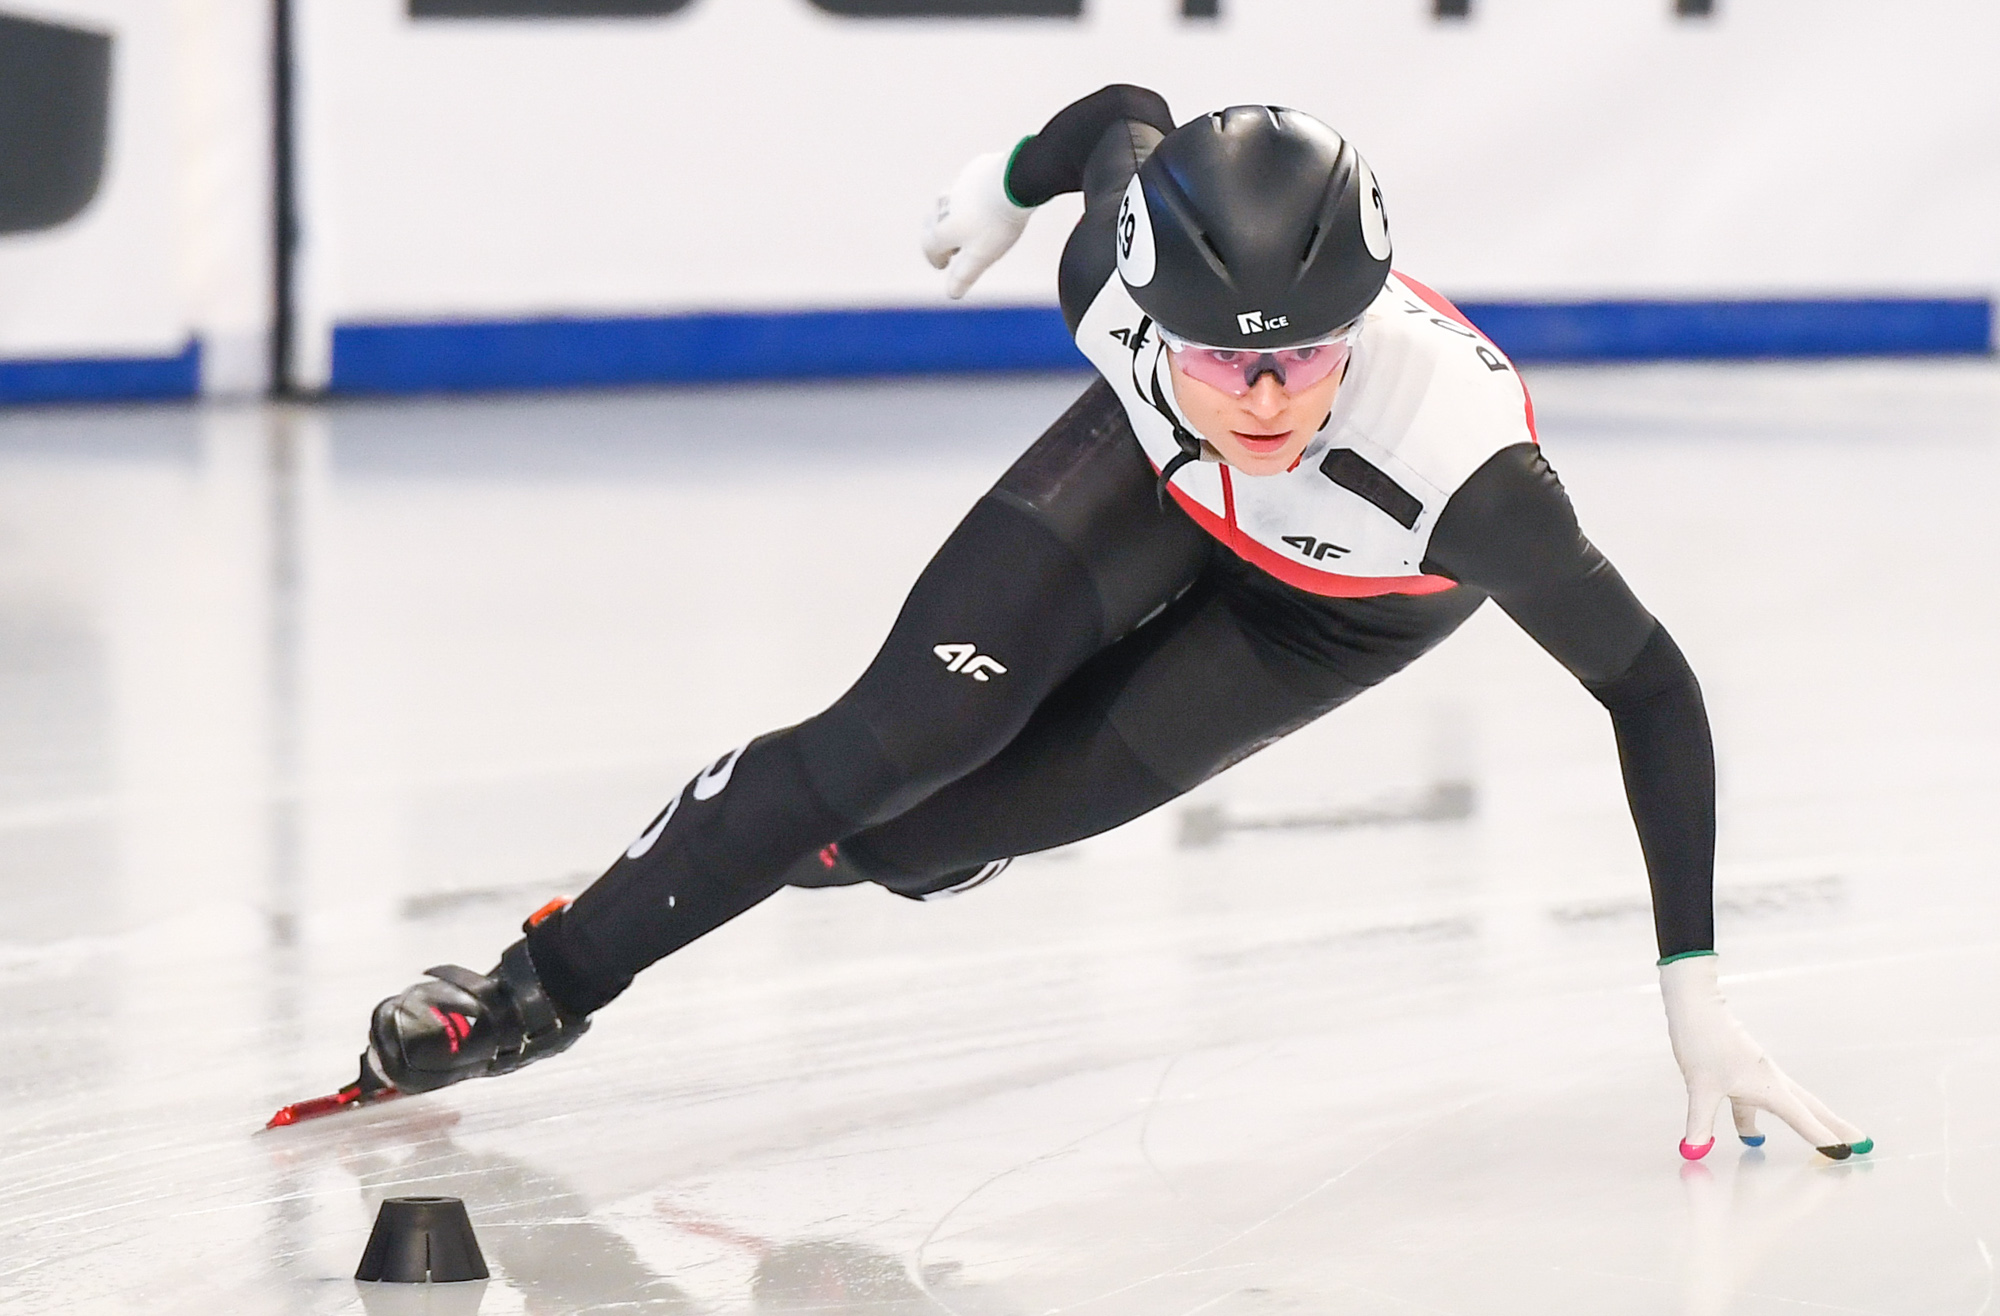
[{"xmin": 355, "ymin": 1196, "xmax": 489, "ymax": 1283}]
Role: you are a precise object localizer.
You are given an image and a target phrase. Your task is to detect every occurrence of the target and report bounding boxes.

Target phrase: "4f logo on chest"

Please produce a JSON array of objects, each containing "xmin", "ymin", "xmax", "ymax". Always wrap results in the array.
[
  {"xmin": 934, "ymin": 643, "xmax": 1008, "ymax": 682},
  {"xmin": 1282, "ymin": 534, "xmax": 1350, "ymax": 561}
]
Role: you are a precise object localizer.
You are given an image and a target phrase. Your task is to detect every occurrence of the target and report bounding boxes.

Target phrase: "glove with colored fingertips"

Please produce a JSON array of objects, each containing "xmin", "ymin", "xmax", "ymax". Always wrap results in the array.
[
  {"xmin": 920, "ymin": 144, "xmax": 1036, "ymax": 299},
  {"xmin": 1660, "ymin": 952, "xmax": 1871, "ymax": 1161}
]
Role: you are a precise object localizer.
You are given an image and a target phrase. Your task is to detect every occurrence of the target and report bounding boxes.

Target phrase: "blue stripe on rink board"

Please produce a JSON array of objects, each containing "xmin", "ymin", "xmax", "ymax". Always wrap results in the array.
[
  {"xmin": 0, "ymin": 340, "xmax": 200, "ymax": 404},
  {"xmin": 331, "ymin": 306, "xmax": 1090, "ymax": 393},
  {"xmin": 1458, "ymin": 297, "xmax": 1993, "ymax": 362},
  {"xmin": 0, "ymin": 300, "xmax": 1988, "ymax": 403},
  {"xmin": 329, "ymin": 298, "xmax": 1994, "ymax": 394}
]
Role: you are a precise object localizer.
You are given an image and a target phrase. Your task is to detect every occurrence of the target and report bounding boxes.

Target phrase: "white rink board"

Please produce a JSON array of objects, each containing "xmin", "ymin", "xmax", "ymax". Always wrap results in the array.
[
  {"xmin": 289, "ymin": 0, "xmax": 2000, "ymax": 382},
  {"xmin": 5, "ymin": 2, "xmax": 1996, "ymax": 382},
  {"xmin": 0, "ymin": 361, "xmax": 1997, "ymax": 1311}
]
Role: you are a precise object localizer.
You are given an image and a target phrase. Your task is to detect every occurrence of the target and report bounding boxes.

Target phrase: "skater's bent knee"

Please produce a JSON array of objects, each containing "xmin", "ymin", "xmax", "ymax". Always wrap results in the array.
[{"xmin": 791, "ymin": 835, "xmax": 1013, "ymax": 903}]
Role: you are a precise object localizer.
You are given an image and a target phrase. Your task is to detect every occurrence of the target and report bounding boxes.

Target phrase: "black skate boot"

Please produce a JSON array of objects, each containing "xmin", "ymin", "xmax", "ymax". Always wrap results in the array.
[
  {"xmin": 266, "ymin": 901, "xmax": 594, "ymax": 1128},
  {"xmin": 367, "ymin": 933, "xmax": 591, "ymax": 1095}
]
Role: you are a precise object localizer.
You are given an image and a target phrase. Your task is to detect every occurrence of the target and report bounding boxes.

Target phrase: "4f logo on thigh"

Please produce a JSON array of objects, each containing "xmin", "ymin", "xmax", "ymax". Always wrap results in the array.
[{"xmin": 934, "ymin": 643, "xmax": 1007, "ymax": 682}]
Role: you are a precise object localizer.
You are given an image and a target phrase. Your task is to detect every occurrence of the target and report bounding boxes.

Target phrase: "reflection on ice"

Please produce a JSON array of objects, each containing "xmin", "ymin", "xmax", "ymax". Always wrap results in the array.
[
  {"xmin": 1176, "ymin": 777, "xmax": 1476, "ymax": 847},
  {"xmin": 338, "ymin": 1124, "xmax": 693, "ymax": 1314},
  {"xmin": 1677, "ymin": 1153, "xmax": 1858, "ymax": 1316},
  {"xmin": 354, "ymin": 1279, "xmax": 488, "ymax": 1316}
]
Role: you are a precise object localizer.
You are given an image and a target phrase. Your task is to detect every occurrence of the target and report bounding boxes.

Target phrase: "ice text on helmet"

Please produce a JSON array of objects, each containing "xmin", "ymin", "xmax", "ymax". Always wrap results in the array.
[{"xmin": 1237, "ymin": 311, "xmax": 1288, "ymax": 335}]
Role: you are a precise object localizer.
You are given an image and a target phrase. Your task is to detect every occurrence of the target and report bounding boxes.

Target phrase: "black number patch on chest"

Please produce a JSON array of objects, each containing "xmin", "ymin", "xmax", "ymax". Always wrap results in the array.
[{"xmin": 1319, "ymin": 449, "xmax": 1422, "ymax": 530}]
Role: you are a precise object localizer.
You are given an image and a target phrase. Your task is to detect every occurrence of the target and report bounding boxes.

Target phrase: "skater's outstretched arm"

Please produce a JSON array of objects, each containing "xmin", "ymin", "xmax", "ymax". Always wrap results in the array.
[
  {"xmin": 921, "ymin": 84, "xmax": 1171, "ymax": 310},
  {"xmin": 1004, "ymin": 84, "xmax": 1174, "ymax": 207},
  {"xmin": 1423, "ymin": 443, "xmax": 1709, "ymax": 957},
  {"xmin": 1423, "ymin": 444, "xmax": 1868, "ymax": 1160}
]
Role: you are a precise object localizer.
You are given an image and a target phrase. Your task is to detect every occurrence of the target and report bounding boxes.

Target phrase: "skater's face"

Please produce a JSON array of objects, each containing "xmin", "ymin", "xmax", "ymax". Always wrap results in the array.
[{"xmin": 1166, "ymin": 350, "xmax": 1346, "ymax": 477}]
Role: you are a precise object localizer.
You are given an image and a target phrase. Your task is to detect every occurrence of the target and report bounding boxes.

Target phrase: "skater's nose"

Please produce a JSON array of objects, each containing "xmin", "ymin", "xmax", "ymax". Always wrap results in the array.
[{"xmin": 1242, "ymin": 374, "xmax": 1289, "ymax": 421}]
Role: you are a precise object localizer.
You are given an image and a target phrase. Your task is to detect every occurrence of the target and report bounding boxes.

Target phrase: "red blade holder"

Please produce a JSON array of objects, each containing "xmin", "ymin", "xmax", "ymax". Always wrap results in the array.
[{"xmin": 264, "ymin": 1075, "xmax": 401, "ymax": 1130}]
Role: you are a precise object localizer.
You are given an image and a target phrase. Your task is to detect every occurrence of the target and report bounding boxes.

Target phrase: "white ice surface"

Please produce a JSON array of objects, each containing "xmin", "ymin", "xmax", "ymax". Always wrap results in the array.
[{"xmin": 0, "ymin": 362, "xmax": 1997, "ymax": 1313}]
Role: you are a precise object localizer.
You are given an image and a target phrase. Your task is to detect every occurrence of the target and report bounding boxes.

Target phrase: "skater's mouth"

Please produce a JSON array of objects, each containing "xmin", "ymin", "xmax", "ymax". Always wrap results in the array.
[{"xmin": 1231, "ymin": 429, "xmax": 1294, "ymax": 453}]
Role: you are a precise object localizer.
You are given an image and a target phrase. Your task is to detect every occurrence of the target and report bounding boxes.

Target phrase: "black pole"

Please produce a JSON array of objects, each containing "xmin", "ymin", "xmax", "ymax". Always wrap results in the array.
[{"xmin": 270, "ymin": 0, "xmax": 297, "ymax": 396}]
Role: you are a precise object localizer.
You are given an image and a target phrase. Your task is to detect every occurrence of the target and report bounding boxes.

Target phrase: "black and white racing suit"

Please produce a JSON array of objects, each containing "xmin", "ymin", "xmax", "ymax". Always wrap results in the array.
[{"xmin": 524, "ymin": 86, "xmax": 1714, "ymax": 1019}]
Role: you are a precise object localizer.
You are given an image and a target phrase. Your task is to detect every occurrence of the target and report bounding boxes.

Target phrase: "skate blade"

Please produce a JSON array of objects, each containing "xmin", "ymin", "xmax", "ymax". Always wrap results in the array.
[{"xmin": 263, "ymin": 1079, "xmax": 401, "ymax": 1130}]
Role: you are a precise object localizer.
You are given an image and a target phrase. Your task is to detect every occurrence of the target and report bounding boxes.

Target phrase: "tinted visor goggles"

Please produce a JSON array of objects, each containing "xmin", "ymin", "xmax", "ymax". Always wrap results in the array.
[{"xmin": 1159, "ymin": 322, "xmax": 1359, "ymax": 397}]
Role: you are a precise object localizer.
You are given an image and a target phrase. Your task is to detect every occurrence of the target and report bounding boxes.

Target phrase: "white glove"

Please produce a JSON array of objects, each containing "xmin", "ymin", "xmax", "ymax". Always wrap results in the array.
[
  {"xmin": 921, "ymin": 144, "xmax": 1035, "ymax": 299},
  {"xmin": 1660, "ymin": 952, "xmax": 1870, "ymax": 1160}
]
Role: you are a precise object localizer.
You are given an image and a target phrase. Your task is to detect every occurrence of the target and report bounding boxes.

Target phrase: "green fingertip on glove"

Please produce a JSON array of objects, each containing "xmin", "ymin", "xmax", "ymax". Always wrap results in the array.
[
  {"xmin": 1850, "ymin": 1137, "xmax": 1874, "ymax": 1155},
  {"xmin": 1657, "ymin": 949, "xmax": 1718, "ymax": 966}
]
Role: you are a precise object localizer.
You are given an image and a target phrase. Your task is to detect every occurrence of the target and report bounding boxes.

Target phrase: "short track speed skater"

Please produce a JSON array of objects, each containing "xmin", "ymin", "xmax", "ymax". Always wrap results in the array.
[{"xmin": 281, "ymin": 83, "xmax": 1873, "ymax": 1160}]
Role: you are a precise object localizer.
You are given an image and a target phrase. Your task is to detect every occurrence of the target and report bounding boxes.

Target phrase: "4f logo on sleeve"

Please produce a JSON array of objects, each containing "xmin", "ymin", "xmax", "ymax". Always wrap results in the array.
[
  {"xmin": 1237, "ymin": 310, "xmax": 1289, "ymax": 336},
  {"xmin": 934, "ymin": 643, "xmax": 1007, "ymax": 682}
]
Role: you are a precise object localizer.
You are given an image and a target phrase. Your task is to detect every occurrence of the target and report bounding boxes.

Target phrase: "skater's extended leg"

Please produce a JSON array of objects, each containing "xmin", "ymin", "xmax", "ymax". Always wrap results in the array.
[
  {"xmin": 345, "ymin": 383, "xmax": 1208, "ymax": 1102},
  {"xmin": 531, "ymin": 382, "xmax": 1206, "ymax": 1007}
]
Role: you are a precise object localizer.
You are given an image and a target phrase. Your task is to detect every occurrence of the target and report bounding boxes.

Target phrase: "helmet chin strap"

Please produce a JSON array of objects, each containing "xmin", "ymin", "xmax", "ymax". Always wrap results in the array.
[
  {"xmin": 1129, "ymin": 316, "xmax": 1208, "ymax": 510},
  {"xmin": 1155, "ymin": 447, "xmax": 1200, "ymax": 510}
]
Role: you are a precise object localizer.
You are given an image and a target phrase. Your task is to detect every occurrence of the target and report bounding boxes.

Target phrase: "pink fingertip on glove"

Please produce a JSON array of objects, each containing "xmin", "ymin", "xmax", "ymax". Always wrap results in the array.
[{"xmin": 1679, "ymin": 1138, "xmax": 1715, "ymax": 1161}]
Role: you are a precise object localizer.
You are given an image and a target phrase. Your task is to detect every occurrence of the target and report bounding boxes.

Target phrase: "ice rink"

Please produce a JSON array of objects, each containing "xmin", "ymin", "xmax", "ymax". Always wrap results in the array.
[{"xmin": 2, "ymin": 361, "xmax": 1998, "ymax": 1314}]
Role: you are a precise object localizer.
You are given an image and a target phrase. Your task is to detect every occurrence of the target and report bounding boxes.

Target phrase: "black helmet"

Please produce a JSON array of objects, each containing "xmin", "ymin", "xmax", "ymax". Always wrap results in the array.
[{"xmin": 1116, "ymin": 105, "xmax": 1392, "ymax": 349}]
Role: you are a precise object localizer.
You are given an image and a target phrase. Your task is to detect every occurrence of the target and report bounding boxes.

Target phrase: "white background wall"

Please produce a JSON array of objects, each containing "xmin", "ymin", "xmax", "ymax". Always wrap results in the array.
[
  {"xmin": 0, "ymin": 0, "xmax": 271, "ymax": 390},
  {"xmin": 288, "ymin": 0, "xmax": 2000, "ymax": 385},
  {"xmin": 3, "ymin": 1, "xmax": 1995, "ymax": 388}
]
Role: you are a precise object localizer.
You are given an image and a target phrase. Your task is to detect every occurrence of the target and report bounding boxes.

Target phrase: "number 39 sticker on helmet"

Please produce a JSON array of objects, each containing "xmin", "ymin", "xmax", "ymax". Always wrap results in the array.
[
  {"xmin": 1357, "ymin": 157, "xmax": 1391, "ymax": 262},
  {"xmin": 1115, "ymin": 174, "xmax": 1156, "ymax": 288}
]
